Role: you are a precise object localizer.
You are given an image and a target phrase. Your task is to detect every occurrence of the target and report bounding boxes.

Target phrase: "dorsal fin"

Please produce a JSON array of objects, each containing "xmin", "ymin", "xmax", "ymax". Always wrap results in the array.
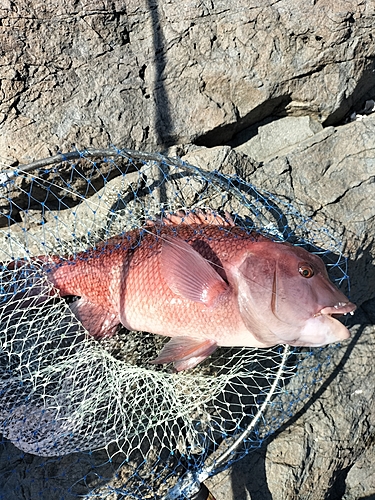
[{"xmin": 146, "ymin": 209, "xmax": 235, "ymax": 228}]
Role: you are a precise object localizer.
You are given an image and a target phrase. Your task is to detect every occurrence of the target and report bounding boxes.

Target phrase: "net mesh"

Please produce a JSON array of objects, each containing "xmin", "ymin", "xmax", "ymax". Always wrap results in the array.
[{"xmin": 0, "ymin": 147, "xmax": 350, "ymax": 499}]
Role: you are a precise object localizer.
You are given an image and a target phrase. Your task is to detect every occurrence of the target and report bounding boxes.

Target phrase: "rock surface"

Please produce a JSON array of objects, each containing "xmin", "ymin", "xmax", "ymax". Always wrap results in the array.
[
  {"xmin": 0, "ymin": 0, "xmax": 375, "ymax": 164},
  {"xmin": 234, "ymin": 116, "xmax": 323, "ymax": 162},
  {"xmin": 0, "ymin": 1, "xmax": 375, "ymax": 500}
]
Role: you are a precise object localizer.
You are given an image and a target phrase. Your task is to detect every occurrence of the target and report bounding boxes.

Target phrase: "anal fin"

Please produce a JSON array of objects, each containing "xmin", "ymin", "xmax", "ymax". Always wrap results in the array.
[
  {"xmin": 150, "ymin": 336, "xmax": 217, "ymax": 372},
  {"xmin": 69, "ymin": 298, "xmax": 119, "ymax": 339}
]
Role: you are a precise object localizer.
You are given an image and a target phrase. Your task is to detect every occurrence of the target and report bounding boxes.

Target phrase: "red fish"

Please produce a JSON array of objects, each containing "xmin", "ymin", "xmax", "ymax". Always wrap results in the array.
[{"xmin": 36, "ymin": 210, "xmax": 356, "ymax": 371}]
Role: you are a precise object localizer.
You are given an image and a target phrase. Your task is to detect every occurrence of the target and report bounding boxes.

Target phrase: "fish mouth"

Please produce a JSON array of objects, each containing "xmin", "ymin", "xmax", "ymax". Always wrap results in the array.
[{"xmin": 316, "ymin": 301, "xmax": 356, "ymax": 318}]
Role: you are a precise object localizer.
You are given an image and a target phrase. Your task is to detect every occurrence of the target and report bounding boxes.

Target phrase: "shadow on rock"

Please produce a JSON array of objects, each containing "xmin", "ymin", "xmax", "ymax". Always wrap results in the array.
[
  {"xmin": 324, "ymin": 62, "xmax": 375, "ymax": 126},
  {"xmin": 147, "ymin": 0, "xmax": 173, "ymax": 147},
  {"xmin": 346, "ymin": 239, "xmax": 375, "ymax": 310}
]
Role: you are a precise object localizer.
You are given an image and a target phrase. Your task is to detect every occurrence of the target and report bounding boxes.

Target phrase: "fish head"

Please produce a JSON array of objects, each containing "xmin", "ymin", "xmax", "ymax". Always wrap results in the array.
[{"xmin": 230, "ymin": 241, "xmax": 356, "ymax": 347}]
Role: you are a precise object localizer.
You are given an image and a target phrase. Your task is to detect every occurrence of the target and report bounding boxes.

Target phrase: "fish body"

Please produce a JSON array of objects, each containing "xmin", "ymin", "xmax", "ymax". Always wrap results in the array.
[
  {"xmin": 41, "ymin": 211, "xmax": 356, "ymax": 371},
  {"xmin": 46, "ymin": 223, "xmax": 267, "ymax": 344}
]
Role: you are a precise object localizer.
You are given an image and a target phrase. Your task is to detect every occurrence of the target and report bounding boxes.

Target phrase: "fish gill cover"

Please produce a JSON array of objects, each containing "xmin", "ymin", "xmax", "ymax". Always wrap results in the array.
[{"xmin": 0, "ymin": 147, "xmax": 351, "ymax": 499}]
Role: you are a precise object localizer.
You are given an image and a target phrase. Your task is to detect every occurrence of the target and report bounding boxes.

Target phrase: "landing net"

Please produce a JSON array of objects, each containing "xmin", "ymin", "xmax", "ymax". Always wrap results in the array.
[{"xmin": 0, "ymin": 147, "xmax": 350, "ymax": 499}]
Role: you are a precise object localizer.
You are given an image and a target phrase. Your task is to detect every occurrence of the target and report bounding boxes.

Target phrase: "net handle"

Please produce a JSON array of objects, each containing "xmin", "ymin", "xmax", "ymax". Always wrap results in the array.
[
  {"xmin": 163, "ymin": 345, "xmax": 290, "ymax": 500},
  {"xmin": 199, "ymin": 344, "xmax": 290, "ymax": 478}
]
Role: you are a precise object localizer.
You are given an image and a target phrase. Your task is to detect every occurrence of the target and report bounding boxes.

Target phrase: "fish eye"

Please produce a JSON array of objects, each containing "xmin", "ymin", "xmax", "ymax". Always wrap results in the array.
[{"xmin": 299, "ymin": 264, "xmax": 314, "ymax": 278}]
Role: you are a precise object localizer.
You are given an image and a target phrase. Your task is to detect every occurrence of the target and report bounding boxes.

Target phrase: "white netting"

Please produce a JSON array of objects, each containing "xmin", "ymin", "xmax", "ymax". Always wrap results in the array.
[{"xmin": 0, "ymin": 147, "xmax": 351, "ymax": 499}]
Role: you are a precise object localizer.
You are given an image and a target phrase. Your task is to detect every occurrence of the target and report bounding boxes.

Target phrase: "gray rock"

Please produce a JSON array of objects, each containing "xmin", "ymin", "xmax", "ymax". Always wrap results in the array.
[
  {"xmin": 1, "ymin": 1, "xmax": 374, "ymax": 164},
  {"xmin": 343, "ymin": 445, "xmax": 375, "ymax": 500},
  {"xmin": 0, "ymin": 1, "xmax": 374, "ymax": 498},
  {"xmin": 235, "ymin": 116, "xmax": 323, "ymax": 162}
]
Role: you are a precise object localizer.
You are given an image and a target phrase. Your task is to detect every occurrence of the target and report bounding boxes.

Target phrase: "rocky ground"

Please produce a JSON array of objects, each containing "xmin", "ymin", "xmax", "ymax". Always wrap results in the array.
[{"xmin": 0, "ymin": 1, "xmax": 375, "ymax": 499}]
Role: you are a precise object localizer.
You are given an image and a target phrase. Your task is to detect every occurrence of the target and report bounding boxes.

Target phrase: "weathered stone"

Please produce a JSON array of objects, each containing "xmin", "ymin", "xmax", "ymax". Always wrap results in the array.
[
  {"xmin": 0, "ymin": 0, "xmax": 374, "ymax": 164},
  {"xmin": 343, "ymin": 444, "xmax": 375, "ymax": 500},
  {"xmin": 180, "ymin": 144, "xmax": 259, "ymax": 179},
  {"xmin": 234, "ymin": 116, "xmax": 323, "ymax": 162}
]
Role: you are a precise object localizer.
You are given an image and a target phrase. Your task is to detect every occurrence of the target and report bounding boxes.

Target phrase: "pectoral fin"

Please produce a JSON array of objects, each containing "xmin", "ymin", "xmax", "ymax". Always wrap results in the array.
[
  {"xmin": 160, "ymin": 236, "xmax": 228, "ymax": 307},
  {"xmin": 150, "ymin": 336, "xmax": 217, "ymax": 371}
]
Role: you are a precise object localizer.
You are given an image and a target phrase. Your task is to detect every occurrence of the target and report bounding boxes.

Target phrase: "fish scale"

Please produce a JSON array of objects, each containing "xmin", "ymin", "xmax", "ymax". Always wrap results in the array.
[{"xmin": 48, "ymin": 224, "xmax": 260, "ymax": 341}]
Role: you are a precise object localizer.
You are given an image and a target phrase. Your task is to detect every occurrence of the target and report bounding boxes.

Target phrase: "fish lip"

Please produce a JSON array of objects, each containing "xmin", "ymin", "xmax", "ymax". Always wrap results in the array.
[{"xmin": 316, "ymin": 302, "xmax": 356, "ymax": 317}]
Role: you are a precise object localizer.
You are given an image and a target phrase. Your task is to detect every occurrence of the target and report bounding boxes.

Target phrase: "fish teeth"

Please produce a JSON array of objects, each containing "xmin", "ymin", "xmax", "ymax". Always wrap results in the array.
[
  {"xmin": 334, "ymin": 302, "xmax": 348, "ymax": 309},
  {"xmin": 342, "ymin": 309, "xmax": 355, "ymax": 316}
]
